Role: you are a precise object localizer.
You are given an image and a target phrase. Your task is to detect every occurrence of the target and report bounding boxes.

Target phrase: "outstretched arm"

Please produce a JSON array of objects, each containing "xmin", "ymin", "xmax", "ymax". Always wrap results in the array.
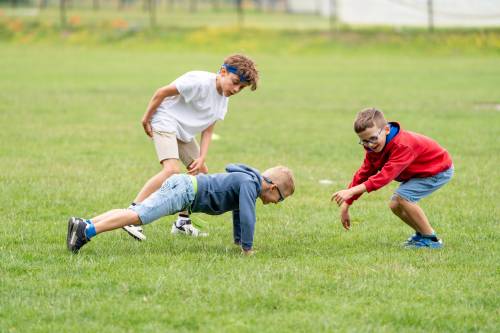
[
  {"xmin": 331, "ymin": 184, "xmax": 367, "ymax": 206},
  {"xmin": 237, "ymin": 182, "xmax": 258, "ymax": 255},
  {"xmin": 232, "ymin": 209, "xmax": 242, "ymax": 245},
  {"xmin": 339, "ymin": 202, "xmax": 351, "ymax": 230}
]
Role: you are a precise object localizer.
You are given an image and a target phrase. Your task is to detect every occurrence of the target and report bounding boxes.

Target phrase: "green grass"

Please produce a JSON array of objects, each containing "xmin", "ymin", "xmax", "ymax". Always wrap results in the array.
[{"xmin": 1, "ymin": 34, "xmax": 499, "ymax": 332}]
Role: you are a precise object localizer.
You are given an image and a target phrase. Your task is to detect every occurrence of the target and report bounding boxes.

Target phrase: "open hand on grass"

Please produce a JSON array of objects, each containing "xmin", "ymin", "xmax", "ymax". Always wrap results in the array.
[{"xmin": 340, "ymin": 203, "xmax": 351, "ymax": 230}]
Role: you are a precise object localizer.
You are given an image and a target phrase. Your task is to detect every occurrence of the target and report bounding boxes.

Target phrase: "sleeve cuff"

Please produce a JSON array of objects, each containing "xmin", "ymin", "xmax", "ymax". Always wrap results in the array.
[{"xmin": 364, "ymin": 180, "xmax": 375, "ymax": 193}]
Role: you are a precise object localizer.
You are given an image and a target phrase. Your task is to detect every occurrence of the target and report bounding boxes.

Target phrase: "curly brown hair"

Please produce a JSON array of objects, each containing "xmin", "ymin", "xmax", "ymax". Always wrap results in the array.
[{"xmin": 223, "ymin": 54, "xmax": 259, "ymax": 91}]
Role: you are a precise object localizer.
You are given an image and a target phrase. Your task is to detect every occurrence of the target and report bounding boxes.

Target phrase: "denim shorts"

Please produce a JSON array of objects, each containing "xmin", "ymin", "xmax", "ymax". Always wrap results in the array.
[
  {"xmin": 130, "ymin": 174, "xmax": 196, "ymax": 225},
  {"xmin": 393, "ymin": 166, "xmax": 454, "ymax": 203}
]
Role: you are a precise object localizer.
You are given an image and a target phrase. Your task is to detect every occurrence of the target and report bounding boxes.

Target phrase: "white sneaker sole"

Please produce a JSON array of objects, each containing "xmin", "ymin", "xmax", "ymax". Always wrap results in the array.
[{"xmin": 123, "ymin": 225, "xmax": 146, "ymax": 241}]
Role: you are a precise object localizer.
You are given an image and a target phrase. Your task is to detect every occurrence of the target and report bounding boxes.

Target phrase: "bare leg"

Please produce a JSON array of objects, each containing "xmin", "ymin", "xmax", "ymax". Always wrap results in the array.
[
  {"xmin": 94, "ymin": 209, "xmax": 141, "ymax": 234},
  {"xmin": 133, "ymin": 159, "xmax": 181, "ymax": 204},
  {"xmin": 91, "ymin": 209, "xmax": 123, "ymax": 224},
  {"xmin": 389, "ymin": 196, "xmax": 434, "ymax": 235},
  {"xmin": 389, "ymin": 199, "xmax": 420, "ymax": 231}
]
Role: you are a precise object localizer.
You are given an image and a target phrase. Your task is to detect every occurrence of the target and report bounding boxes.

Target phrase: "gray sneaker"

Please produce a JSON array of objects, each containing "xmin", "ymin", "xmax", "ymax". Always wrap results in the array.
[{"xmin": 67, "ymin": 217, "xmax": 89, "ymax": 253}]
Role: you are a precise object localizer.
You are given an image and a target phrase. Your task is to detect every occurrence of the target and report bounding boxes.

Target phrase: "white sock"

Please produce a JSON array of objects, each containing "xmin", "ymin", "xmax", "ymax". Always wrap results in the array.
[{"xmin": 176, "ymin": 215, "xmax": 190, "ymax": 227}]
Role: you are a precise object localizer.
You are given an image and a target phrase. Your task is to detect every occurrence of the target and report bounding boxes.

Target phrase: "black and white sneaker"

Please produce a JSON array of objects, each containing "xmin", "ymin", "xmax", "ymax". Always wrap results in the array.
[
  {"xmin": 67, "ymin": 217, "xmax": 90, "ymax": 253},
  {"xmin": 67, "ymin": 217, "xmax": 79, "ymax": 245},
  {"xmin": 170, "ymin": 220, "xmax": 208, "ymax": 237},
  {"xmin": 122, "ymin": 225, "xmax": 146, "ymax": 241}
]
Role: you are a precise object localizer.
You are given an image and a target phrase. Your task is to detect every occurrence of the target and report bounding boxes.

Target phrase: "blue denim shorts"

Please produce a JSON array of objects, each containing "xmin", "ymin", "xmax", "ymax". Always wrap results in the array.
[
  {"xmin": 130, "ymin": 174, "xmax": 196, "ymax": 225},
  {"xmin": 393, "ymin": 166, "xmax": 454, "ymax": 203}
]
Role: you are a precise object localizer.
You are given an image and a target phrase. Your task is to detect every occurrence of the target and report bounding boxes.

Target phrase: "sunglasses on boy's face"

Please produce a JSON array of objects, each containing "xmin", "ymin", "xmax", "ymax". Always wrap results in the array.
[
  {"xmin": 358, "ymin": 127, "xmax": 384, "ymax": 146},
  {"xmin": 263, "ymin": 176, "xmax": 284, "ymax": 202}
]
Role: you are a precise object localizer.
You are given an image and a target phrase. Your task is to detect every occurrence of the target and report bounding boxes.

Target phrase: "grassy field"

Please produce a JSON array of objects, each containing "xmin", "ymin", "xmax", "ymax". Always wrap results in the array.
[{"xmin": 1, "ymin": 29, "xmax": 499, "ymax": 332}]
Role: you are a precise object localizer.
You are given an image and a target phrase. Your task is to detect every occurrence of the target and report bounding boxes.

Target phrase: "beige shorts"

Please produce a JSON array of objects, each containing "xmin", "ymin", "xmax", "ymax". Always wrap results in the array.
[{"xmin": 152, "ymin": 131, "xmax": 200, "ymax": 167}]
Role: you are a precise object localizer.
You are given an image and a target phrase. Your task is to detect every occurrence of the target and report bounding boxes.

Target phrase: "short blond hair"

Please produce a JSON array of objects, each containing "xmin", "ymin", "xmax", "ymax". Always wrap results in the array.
[
  {"xmin": 262, "ymin": 166, "xmax": 295, "ymax": 197},
  {"xmin": 354, "ymin": 108, "xmax": 388, "ymax": 133},
  {"xmin": 224, "ymin": 54, "xmax": 259, "ymax": 91}
]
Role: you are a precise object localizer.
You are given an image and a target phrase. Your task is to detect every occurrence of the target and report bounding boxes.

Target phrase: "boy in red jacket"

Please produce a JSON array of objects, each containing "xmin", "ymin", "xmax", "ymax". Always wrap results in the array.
[{"xmin": 331, "ymin": 108, "xmax": 453, "ymax": 248}]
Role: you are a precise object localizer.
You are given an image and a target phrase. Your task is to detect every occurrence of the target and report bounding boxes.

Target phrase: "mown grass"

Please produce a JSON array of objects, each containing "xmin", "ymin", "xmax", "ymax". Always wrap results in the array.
[{"xmin": 0, "ymin": 24, "xmax": 499, "ymax": 332}]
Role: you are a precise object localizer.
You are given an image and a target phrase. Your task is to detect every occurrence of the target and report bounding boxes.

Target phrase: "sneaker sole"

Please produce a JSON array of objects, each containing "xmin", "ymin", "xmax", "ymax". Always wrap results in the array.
[
  {"xmin": 67, "ymin": 217, "xmax": 75, "ymax": 246},
  {"xmin": 67, "ymin": 218, "xmax": 79, "ymax": 252},
  {"xmin": 122, "ymin": 226, "xmax": 146, "ymax": 241},
  {"xmin": 404, "ymin": 242, "xmax": 444, "ymax": 249}
]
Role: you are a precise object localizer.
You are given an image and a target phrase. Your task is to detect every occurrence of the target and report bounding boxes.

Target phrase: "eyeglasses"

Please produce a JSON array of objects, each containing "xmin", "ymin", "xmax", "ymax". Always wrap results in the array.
[
  {"xmin": 263, "ymin": 176, "xmax": 284, "ymax": 202},
  {"xmin": 358, "ymin": 127, "xmax": 383, "ymax": 146}
]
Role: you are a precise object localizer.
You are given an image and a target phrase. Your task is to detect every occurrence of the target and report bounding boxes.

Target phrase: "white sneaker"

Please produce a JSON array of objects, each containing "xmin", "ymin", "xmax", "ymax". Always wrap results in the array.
[
  {"xmin": 171, "ymin": 220, "xmax": 208, "ymax": 237},
  {"xmin": 122, "ymin": 225, "xmax": 146, "ymax": 241}
]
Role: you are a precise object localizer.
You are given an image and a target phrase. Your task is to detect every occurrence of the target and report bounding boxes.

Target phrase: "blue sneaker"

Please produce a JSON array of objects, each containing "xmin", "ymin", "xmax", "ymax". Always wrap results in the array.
[
  {"xmin": 405, "ymin": 236, "xmax": 443, "ymax": 249},
  {"xmin": 403, "ymin": 232, "xmax": 423, "ymax": 246}
]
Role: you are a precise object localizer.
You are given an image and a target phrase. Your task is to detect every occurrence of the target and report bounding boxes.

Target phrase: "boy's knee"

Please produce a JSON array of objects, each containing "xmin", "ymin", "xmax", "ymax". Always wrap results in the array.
[
  {"xmin": 389, "ymin": 198, "xmax": 402, "ymax": 212},
  {"xmin": 161, "ymin": 159, "xmax": 181, "ymax": 174},
  {"xmin": 131, "ymin": 212, "xmax": 142, "ymax": 225}
]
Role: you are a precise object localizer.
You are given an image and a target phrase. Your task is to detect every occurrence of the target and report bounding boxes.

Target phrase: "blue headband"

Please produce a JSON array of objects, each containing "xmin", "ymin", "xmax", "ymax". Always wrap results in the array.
[{"xmin": 222, "ymin": 64, "xmax": 249, "ymax": 83}]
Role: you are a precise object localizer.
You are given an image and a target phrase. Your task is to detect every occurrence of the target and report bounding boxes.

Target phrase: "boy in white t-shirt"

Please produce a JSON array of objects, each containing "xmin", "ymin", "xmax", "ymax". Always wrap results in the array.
[{"xmin": 123, "ymin": 54, "xmax": 259, "ymax": 241}]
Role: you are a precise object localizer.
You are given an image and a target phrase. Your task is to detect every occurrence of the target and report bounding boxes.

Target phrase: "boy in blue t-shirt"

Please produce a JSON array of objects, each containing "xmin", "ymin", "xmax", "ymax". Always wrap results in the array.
[{"xmin": 67, "ymin": 164, "xmax": 295, "ymax": 255}]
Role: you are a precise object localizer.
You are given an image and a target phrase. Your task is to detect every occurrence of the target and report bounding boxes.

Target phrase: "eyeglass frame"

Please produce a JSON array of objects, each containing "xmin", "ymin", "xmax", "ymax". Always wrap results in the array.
[
  {"xmin": 358, "ymin": 127, "xmax": 384, "ymax": 146},
  {"xmin": 263, "ymin": 176, "xmax": 285, "ymax": 202}
]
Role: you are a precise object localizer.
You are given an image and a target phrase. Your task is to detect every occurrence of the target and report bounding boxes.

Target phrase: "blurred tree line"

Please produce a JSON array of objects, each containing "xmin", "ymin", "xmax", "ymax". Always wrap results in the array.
[
  {"xmin": 0, "ymin": 0, "xmax": 293, "ymax": 28},
  {"xmin": 0, "ymin": 0, "xmax": 291, "ymax": 12}
]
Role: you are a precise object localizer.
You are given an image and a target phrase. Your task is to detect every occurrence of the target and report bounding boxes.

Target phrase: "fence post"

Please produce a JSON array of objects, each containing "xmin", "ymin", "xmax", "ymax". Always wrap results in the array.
[
  {"xmin": 212, "ymin": 0, "xmax": 220, "ymax": 12},
  {"xmin": 189, "ymin": 0, "xmax": 197, "ymax": 13},
  {"xmin": 149, "ymin": 0, "xmax": 157, "ymax": 28},
  {"xmin": 427, "ymin": 0, "xmax": 434, "ymax": 32},
  {"xmin": 60, "ymin": 0, "xmax": 67, "ymax": 28},
  {"xmin": 236, "ymin": 0, "xmax": 244, "ymax": 28},
  {"xmin": 166, "ymin": 0, "xmax": 175, "ymax": 11},
  {"xmin": 39, "ymin": 0, "xmax": 48, "ymax": 9},
  {"xmin": 329, "ymin": 0, "xmax": 338, "ymax": 36}
]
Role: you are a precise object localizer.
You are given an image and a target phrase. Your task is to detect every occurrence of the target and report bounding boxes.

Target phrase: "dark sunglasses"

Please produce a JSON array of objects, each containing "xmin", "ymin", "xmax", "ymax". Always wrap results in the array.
[{"xmin": 263, "ymin": 176, "xmax": 284, "ymax": 202}]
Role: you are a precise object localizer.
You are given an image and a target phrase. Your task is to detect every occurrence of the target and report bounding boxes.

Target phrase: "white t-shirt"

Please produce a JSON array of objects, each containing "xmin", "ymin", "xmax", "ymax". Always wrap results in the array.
[{"xmin": 150, "ymin": 71, "xmax": 229, "ymax": 142}]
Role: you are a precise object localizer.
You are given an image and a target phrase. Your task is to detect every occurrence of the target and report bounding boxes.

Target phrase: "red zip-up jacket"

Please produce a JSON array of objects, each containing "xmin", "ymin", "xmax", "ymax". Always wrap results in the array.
[{"xmin": 346, "ymin": 122, "xmax": 452, "ymax": 205}]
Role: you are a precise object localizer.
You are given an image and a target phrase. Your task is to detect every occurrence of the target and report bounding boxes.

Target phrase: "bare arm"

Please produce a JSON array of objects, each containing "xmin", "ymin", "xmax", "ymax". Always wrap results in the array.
[
  {"xmin": 187, "ymin": 122, "xmax": 216, "ymax": 175},
  {"xmin": 331, "ymin": 183, "xmax": 367, "ymax": 207},
  {"xmin": 199, "ymin": 122, "xmax": 215, "ymax": 160},
  {"xmin": 339, "ymin": 202, "xmax": 351, "ymax": 230},
  {"xmin": 331, "ymin": 184, "xmax": 366, "ymax": 230},
  {"xmin": 141, "ymin": 84, "xmax": 179, "ymax": 137}
]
